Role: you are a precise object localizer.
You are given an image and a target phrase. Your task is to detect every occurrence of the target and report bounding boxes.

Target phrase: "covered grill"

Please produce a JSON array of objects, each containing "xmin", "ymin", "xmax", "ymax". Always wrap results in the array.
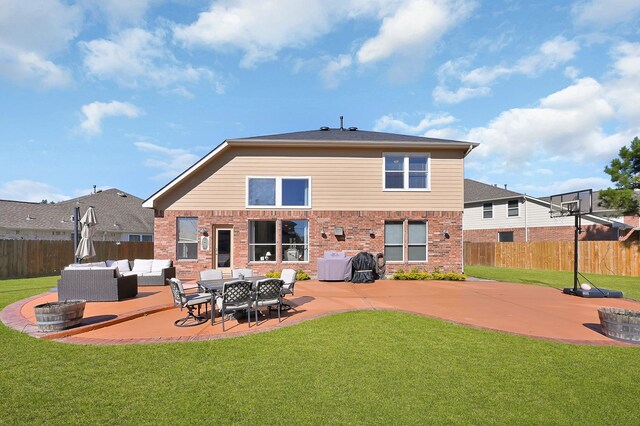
[{"xmin": 351, "ymin": 252, "xmax": 378, "ymax": 283}]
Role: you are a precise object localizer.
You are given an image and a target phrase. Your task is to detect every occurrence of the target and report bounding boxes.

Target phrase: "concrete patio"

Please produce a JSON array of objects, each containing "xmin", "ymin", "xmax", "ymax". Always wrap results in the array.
[{"xmin": 3, "ymin": 279, "xmax": 640, "ymax": 345}]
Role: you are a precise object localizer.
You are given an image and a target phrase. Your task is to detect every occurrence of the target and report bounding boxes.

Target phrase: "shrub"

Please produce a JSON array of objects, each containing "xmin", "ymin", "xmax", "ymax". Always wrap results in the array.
[
  {"xmin": 265, "ymin": 270, "xmax": 310, "ymax": 280},
  {"xmin": 391, "ymin": 267, "xmax": 466, "ymax": 281}
]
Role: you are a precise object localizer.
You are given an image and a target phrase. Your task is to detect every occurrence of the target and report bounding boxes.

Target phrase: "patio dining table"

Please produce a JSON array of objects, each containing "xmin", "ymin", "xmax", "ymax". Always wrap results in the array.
[{"xmin": 197, "ymin": 276, "xmax": 267, "ymax": 325}]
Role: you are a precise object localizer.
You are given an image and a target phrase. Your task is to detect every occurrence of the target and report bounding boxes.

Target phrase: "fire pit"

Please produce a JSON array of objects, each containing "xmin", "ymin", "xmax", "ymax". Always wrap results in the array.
[
  {"xmin": 598, "ymin": 307, "xmax": 640, "ymax": 344},
  {"xmin": 34, "ymin": 300, "xmax": 86, "ymax": 332}
]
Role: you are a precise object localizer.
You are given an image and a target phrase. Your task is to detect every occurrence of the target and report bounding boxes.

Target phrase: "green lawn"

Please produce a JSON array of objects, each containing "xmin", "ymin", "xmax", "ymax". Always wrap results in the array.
[
  {"xmin": 465, "ymin": 265, "xmax": 640, "ymax": 301},
  {"xmin": 1, "ymin": 276, "xmax": 639, "ymax": 425}
]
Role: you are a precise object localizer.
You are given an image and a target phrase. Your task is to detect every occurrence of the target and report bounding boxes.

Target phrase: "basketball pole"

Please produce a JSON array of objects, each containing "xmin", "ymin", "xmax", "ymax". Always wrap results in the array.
[{"xmin": 573, "ymin": 214, "xmax": 580, "ymax": 293}]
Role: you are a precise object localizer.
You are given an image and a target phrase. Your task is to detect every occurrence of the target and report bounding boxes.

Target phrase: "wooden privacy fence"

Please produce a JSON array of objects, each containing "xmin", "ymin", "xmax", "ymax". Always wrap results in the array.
[
  {"xmin": 0, "ymin": 240, "xmax": 154, "ymax": 280},
  {"xmin": 464, "ymin": 241, "xmax": 640, "ymax": 277}
]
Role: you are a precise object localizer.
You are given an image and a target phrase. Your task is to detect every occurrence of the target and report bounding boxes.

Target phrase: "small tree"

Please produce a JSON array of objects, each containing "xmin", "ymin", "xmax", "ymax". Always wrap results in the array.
[{"xmin": 599, "ymin": 136, "xmax": 640, "ymax": 215}]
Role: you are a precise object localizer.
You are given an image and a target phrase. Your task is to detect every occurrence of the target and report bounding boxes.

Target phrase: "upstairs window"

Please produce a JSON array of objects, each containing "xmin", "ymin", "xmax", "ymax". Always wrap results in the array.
[
  {"xmin": 483, "ymin": 203, "xmax": 493, "ymax": 219},
  {"xmin": 383, "ymin": 154, "xmax": 430, "ymax": 191},
  {"xmin": 508, "ymin": 200, "xmax": 519, "ymax": 217},
  {"xmin": 247, "ymin": 177, "xmax": 310, "ymax": 208}
]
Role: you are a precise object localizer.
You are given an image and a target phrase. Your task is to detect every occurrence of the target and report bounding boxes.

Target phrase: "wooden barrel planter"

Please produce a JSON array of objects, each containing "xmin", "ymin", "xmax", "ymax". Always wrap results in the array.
[
  {"xmin": 34, "ymin": 300, "xmax": 86, "ymax": 332},
  {"xmin": 598, "ymin": 307, "xmax": 640, "ymax": 344}
]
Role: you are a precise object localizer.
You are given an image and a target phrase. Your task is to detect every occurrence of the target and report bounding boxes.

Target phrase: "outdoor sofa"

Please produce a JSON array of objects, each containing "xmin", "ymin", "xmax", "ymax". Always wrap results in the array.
[
  {"xmin": 58, "ymin": 259, "xmax": 175, "ymax": 302},
  {"xmin": 58, "ymin": 266, "xmax": 137, "ymax": 302}
]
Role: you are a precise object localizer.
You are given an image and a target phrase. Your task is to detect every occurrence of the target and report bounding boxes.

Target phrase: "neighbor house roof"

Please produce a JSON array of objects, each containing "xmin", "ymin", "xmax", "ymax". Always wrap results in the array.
[
  {"xmin": 464, "ymin": 179, "xmax": 524, "ymax": 203},
  {"xmin": 464, "ymin": 179, "xmax": 627, "ymax": 228},
  {"xmin": 0, "ymin": 189, "xmax": 153, "ymax": 235},
  {"xmin": 143, "ymin": 127, "xmax": 479, "ymax": 208}
]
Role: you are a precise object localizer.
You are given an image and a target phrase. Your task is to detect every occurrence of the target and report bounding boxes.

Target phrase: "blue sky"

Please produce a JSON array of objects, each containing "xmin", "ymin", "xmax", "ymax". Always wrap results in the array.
[{"xmin": 1, "ymin": 0, "xmax": 639, "ymax": 202}]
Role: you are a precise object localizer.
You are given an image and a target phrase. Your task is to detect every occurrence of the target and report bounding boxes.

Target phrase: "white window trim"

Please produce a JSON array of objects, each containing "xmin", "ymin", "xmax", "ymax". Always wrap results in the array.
[
  {"xmin": 482, "ymin": 202, "xmax": 494, "ymax": 220},
  {"xmin": 407, "ymin": 221, "xmax": 429, "ymax": 263},
  {"xmin": 246, "ymin": 176, "xmax": 311, "ymax": 209},
  {"xmin": 382, "ymin": 153, "xmax": 431, "ymax": 192}
]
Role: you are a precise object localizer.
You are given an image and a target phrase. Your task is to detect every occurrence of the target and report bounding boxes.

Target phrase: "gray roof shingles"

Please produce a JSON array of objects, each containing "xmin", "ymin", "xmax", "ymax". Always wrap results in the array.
[
  {"xmin": 0, "ymin": 189, "xmax": 153, "ymax": 234},
  {"xmin": 231, "ymin": 128, "xmax": 477, "ymax": 145},
  {"xmin": 464, "ymin": 179, "xmax": 523, "ymax": 203}
]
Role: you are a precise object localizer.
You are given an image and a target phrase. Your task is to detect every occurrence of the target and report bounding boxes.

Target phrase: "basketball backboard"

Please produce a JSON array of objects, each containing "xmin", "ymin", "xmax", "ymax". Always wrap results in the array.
[{"xmin": 549, "ymin": 189, "xmax": 593, "ymax": 217}]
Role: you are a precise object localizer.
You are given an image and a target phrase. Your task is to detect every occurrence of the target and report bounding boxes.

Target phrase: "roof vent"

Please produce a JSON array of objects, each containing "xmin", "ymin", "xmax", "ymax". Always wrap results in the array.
[
  {"xmin": 26, "ymin": 215, "xmax": 34, "ymax": 221},
  {"xmin": 117, "ymin": 192, "xmax": 127, "ymax": 197},
  {"xmin": 319, "ymin": 126, "xmax": 329, "ymax": 131},
  {"xmin": 348, "ymin": 127, "xmax": 358, "ymax": 131}
]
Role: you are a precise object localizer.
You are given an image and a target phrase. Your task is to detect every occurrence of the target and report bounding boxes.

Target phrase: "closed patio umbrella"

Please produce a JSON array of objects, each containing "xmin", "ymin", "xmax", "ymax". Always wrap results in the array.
[{"xmin": 75, "ymin": 206, "xmax": 98, "ymax": 261}]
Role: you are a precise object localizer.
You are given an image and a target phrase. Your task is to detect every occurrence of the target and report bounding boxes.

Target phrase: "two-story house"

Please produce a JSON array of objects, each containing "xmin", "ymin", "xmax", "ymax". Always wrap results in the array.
[
  {"xmin": 142, "ymin": 127, "xmax": 478, "ymax": 278},
  {"xmin": 463, "ymin": 179, "xmax": 633, "ymax": 242}
]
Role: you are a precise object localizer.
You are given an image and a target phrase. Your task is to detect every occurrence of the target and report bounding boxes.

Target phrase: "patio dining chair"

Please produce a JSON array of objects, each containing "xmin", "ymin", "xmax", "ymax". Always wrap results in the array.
[
  {"xmin": 167, "ymin": 278, "xmax": 211, "ymax": 327},
  {"xmin": 198, "ymin": 269, "xmax": 223, "ymax": 291},
  {"xmin": 200, "ymin": 269, "xmax": 223, "ymax": 280},
  {"xmin": 232, "ymin": 268, "xmax": 254, "ymax": 279},
  {"xmin": 280, "ymin": 269, "xmax": 297, "ymax": 310},
  {"xmin": 253, "ymin": 278, "xmax": 284, "ymax": 325},
  {"xmin": 215, "ymin": 280, "xmax": 253, "ymax": 331}
]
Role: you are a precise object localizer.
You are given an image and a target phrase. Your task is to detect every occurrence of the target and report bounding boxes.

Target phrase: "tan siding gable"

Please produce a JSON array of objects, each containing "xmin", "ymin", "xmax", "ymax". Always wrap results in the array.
[{"xmin": 158, "ymin": 146, "xmax": 465, "ymax": 212}]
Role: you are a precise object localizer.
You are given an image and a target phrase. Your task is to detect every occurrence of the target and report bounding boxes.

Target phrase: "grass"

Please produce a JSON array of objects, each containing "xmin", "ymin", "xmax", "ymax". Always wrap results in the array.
[
  {"xmin": 465, "ymin": 265, "xmax": 640, "ymax": 300},
  {"xmin": 1, "ymin": 276, "xmax": 640, "ymax": 424}
]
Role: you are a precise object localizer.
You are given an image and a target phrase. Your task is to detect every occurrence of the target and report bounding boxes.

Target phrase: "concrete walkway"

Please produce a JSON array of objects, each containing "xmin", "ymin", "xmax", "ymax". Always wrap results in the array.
[{"xmin": 2, "ymin": 280, "xmax": 640, "ymax": 345}]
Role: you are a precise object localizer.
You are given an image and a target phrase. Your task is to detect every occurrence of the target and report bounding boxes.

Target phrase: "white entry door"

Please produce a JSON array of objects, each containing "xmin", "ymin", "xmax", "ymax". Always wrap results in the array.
[{"xmin": 215, "ymin": 228, "xmax": 233, "ymax": 276}]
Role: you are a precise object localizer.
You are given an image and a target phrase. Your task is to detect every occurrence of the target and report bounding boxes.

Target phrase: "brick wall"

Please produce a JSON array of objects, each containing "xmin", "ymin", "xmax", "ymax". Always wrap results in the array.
[
  {"xmin": 464, "ymin": 224, "xmax": 619, "ymax": 242},
  {"xmin": 154, "ymin": 210, "xmax": 463, "ymax": 279}
]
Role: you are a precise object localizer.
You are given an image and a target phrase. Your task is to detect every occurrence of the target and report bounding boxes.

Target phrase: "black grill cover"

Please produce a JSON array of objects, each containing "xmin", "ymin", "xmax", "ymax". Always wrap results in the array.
[{"xmin": 351, "ymin": 252, "xmax": 377, "ymax": 283}]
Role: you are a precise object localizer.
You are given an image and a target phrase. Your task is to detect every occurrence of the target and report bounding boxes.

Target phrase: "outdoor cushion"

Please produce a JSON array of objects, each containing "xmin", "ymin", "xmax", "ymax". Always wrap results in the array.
[
  {"xmin": 105, "ymin": 260, "xmax": 116, "ymax": 267},
  {"xmin": 121, "ymin": 271, "xmax": 137, "ymax": 277},
  {"xmin": 151, "ymin": 259, "xmax": 172, "ymax": 272},
  {"xmin": 140, "ymin": 272, "xmax": 162, "ymax": 277},
  {"xmin": 132, "ymin": 259, "xmax": 153, "ymax": 273},
  {"xmin": 66, "ymin": 264, "xmax": 91, "ymax": 269},
  {"xmin": 115, "ymin": 259, "xmax": 131, "ymax": 272}
]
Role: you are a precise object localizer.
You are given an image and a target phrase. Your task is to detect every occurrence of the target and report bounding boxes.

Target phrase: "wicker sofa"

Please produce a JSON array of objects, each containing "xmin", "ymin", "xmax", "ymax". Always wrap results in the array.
[
  {"xmin": 57, "ymin": 259, "xmax": 176, "ymax": 302},
  {"xmin": 118, "ymin": 259, "xmax": 176, "ymax": 286},
  {"xmin": 58, "ymin": 267, "xmax": 138, "ymax": 302}
]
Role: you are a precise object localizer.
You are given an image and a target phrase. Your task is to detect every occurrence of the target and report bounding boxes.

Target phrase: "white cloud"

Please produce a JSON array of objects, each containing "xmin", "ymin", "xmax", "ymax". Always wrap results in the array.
[
  {"xmin": 384, "ymin": 42, "xmax": 640, "ymax": 180},
  {"xmin": 374, "ymin": 113, "xmax": 457, "ymax": 134},
  {"xmin": 173, "ymin": 0, "xmax": 336, "ymax": 68},
  {"xmin": 81, "ymin": 28, "xmax": 216, "ymax": 90},
  {"xmin": 356, "ymin": 0, "xmax": 476, "ymax": 65},
  {"xmin": 134, "ymin": 142, "xmax": 200, "ymax": 180},
  {"xmin": 435, "ymin": 36, "xmax": 579, "ymax": 104},
  {"xmin": 0, "ymin": 47, "xmax": 71, "ymax": 87},
  {"xmin": 80, "ymin": 101, "xmax": 142, "ymax": 135},
  {"xmin": 519, "ymin": 177, "xmax": 612, "ymax": 195},
  {"xmin": 87, "ymin": 0, "xmax": 152, "ymax": 29},
  {"xmin": 0, "ymin": 180, "xmax": 70, "ymax": 202},
  {"xmin": 173, "ymin": 0, "xmax": 475, "ymax": 71},
  {"xmin": 572, "ymin": 0, "xmax": 640, "ymax": 28},
  {"xmin": 320, "ymin": 54, "xmax": 353, "ymax": 89},
  {"xmin": 0, "ymin": 0, "xmax": 81, "ymax": 87},
  {"xmin": 432, "ymin": 85, "xmax": 490, "ymax": 104}
]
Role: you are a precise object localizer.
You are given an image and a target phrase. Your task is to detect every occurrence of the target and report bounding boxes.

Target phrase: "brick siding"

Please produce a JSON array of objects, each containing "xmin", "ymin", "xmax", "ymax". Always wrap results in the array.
[{"xmin": 154, "ymin": 210, "xmax": 463, "ymax": 279}]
